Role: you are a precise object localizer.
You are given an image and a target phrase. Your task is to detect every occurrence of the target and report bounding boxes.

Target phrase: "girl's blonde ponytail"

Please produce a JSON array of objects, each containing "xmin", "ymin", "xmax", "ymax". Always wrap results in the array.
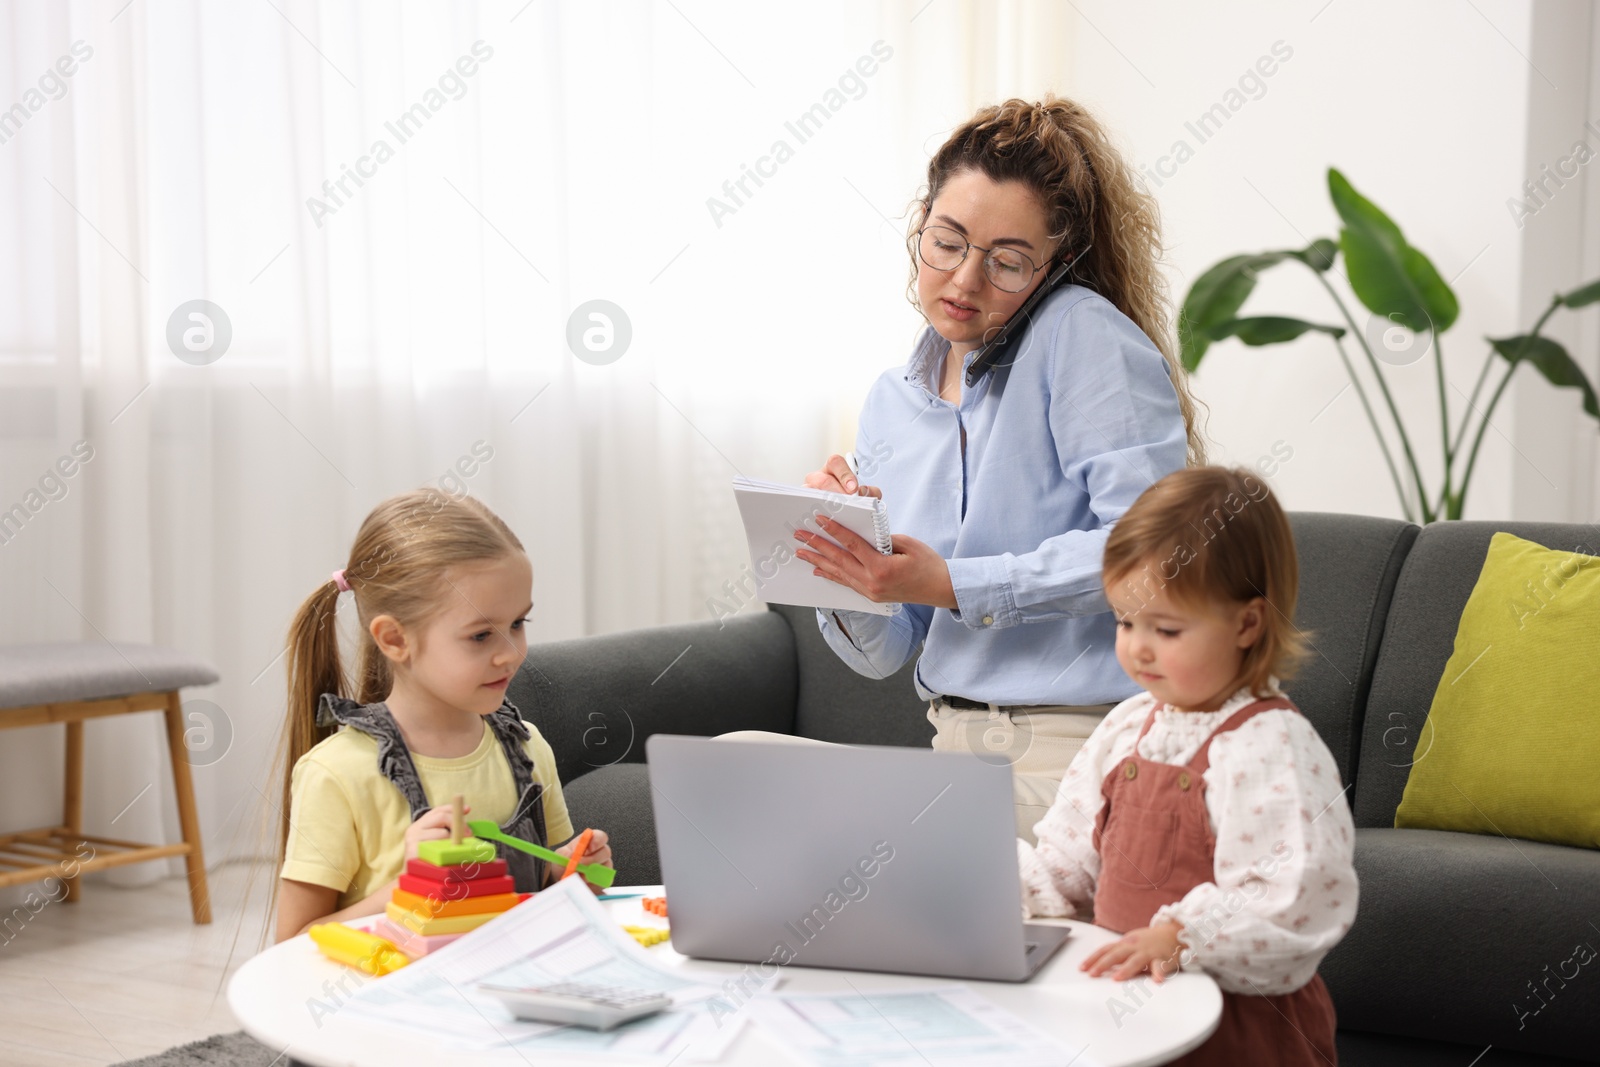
[{"xmin": 275, "ymin": 579, "xmax": 346, "ymax": 863}]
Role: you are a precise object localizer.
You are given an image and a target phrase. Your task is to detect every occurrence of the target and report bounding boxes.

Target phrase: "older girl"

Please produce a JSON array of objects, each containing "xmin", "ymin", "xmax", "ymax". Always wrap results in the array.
[{"xmin": 273, "ymin": 489, "xmax": 610, "ymax": 941}]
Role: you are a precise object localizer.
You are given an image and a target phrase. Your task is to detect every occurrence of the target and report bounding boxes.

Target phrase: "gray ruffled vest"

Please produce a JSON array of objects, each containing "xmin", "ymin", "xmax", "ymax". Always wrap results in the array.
[{"xmin": 317, "ymin": 693, "xmax": 551, "ymax": 891}]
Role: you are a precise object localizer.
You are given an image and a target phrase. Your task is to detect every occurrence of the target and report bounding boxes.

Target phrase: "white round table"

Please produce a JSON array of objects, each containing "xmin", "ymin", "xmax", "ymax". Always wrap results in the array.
[{"xmin": 229, "ymin": 887, "xmax": 1220, "ymax": 1067}]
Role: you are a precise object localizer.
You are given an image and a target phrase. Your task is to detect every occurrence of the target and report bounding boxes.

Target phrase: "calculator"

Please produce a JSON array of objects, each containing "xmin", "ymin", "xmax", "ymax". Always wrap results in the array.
[{"xmin": 478, "ymin": 980, "xmax": 671, "ymax": 1030}]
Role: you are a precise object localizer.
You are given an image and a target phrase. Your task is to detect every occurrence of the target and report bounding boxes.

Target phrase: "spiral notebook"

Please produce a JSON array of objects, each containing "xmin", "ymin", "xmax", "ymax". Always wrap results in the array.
[{"xmin": 730, "ymin": 476, "xmax": 898, "ymax": 616}]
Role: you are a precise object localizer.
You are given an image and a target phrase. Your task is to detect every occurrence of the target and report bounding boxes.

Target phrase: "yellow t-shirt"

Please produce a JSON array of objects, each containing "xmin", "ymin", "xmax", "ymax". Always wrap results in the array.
[{"xmin": 280, "ymin": 717, "xmax": 574, "ymax": 910}]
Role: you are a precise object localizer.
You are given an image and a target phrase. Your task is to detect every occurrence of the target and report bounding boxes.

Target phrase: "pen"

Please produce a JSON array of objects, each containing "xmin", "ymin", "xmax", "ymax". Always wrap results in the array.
[{"xmin": 844, "ymin": 451, "xmax": 859, "ymax": 491}]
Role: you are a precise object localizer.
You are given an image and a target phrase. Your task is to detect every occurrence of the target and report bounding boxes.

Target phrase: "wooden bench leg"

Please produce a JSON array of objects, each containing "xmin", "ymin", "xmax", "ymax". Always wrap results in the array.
[
  {"xmin": 63, "ymin": 720, "xmax": 83, "ymax": 903},
  {"xmin": 163, "ymin": 692, "xmax": 212, "ymax": 924}
]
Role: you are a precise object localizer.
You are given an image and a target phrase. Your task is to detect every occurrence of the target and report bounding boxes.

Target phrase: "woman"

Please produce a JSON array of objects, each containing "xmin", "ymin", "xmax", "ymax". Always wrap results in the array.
[{"xmin": 796, "ymin": 95, "xmax": 1206, "ymax": 842}]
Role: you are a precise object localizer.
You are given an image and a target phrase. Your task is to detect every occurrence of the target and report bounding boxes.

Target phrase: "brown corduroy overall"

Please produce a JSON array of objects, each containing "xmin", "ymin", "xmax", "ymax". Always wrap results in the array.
[{"xmin": 1092, "ymin": 697, "xmax": 1338, "ymax": 1066}]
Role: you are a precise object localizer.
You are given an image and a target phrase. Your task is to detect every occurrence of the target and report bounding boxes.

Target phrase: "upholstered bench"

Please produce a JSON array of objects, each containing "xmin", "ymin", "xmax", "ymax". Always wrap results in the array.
[{"xmin": 0, "ymin": 643, "xmax": 219, "ymax": 923}]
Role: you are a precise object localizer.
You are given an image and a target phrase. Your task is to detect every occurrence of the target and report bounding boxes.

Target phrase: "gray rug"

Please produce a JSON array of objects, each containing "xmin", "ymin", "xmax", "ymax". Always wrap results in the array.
[{"xmin": 115, "ymin": 1031, "xmax": 297, "ymax": 1066}]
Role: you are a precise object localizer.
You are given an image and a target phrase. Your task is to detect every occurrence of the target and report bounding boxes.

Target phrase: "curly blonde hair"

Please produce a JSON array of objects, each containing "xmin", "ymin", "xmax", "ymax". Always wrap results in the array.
[{"xmin": 906, "ymin": 94, "xmax": 1208, "ymax": 465}]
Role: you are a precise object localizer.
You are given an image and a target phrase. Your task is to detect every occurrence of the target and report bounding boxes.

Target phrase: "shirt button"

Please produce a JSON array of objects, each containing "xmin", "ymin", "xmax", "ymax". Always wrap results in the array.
[
  {"xmin": 1178, "ymin": 771, "xmax": 1191, "ymax": 790},
  {"xmin": 1124, "ymin": 762, "xmax": 1138, "ymax": 780},
  {"xmin": 982, "ymin": 615, "xmax": 994, "ymax": 625}
]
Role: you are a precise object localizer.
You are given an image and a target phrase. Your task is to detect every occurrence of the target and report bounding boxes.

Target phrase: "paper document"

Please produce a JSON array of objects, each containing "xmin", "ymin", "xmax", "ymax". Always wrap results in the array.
[
  {"xmin": 744, "ymin": 985, "xmax": 1078, "ymax": 1067},
  {"xmin": 340, "ymin": 878, "xmax": 761, "ymax": 1064}
]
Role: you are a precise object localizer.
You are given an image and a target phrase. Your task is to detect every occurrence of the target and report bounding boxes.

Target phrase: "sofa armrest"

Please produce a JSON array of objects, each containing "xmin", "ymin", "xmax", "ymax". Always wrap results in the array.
[{"xmin": 768, "ymin": 604, "xmax": 931, "ymax": 747}]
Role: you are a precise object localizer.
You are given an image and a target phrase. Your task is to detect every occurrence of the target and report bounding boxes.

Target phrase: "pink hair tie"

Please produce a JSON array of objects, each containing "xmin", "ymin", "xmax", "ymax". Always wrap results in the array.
[{"xmin": 331, "ymin": 569, "xmax": 351, "ymax": 593}]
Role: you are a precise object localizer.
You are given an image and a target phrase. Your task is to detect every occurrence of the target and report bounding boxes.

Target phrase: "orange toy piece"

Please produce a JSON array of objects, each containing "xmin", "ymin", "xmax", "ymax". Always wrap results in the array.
[
  {"xmin": 561, "ymin": 828, "xmax": 595, "ymax": 881},
  {"xmin": 643, "ymin": 896, "xmax": 667, "ymax": 917},
  {"xmin": 390, "ymin": 888, "xmax": 523, "ymax": 918}
]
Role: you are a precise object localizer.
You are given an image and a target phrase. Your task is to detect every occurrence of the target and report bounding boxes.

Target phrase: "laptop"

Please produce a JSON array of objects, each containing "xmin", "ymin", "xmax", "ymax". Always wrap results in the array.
[{"xmin": 645, "ymin": 735, "xmax": 1071, "ymax": 981}]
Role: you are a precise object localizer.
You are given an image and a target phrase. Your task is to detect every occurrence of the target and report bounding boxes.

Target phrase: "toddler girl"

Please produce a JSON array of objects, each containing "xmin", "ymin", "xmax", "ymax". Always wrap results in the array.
[
  {"xmin": 1019, "ymin": 466, "xmax": 1355, "ymax": 1065},
  {"xmin": 273, "ymin": 488, "xmax": 610, "ymax": 941}
]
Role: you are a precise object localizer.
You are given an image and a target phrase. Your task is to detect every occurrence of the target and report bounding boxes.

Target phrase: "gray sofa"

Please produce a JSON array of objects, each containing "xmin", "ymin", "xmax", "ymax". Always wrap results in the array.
[{"xmin": 508, "ymin": 511, "xmax": 1599, "ymax": 1065}]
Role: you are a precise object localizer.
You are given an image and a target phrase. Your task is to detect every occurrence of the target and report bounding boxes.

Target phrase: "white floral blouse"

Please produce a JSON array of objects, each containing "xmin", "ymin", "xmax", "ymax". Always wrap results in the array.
[{"xmin": 1017, "ymin": 680, "xmax": 1359, "ymax": 995}]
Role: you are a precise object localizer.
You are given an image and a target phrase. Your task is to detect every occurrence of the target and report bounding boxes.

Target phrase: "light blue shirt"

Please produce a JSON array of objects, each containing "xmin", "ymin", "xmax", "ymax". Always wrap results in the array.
[{"xmin": 816, "ymin": 284, "xmax": 1189, "ymax": 706}]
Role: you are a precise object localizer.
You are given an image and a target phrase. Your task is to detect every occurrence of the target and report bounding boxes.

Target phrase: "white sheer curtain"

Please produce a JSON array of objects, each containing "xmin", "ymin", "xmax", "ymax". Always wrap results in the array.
[{"xmin": 1, "ymin": 0, "xmax": 1072, "ymax": 881}]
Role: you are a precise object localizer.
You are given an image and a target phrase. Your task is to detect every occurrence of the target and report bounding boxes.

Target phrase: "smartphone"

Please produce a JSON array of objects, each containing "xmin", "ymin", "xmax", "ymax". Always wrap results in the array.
[{"xmin": 963, "ymin": 255, "xmax": 1079, "ymax": 388}]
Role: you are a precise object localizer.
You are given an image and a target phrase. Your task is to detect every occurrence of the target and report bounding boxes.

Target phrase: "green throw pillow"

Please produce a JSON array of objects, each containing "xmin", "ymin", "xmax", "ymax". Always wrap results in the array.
[{"xmin": 1394, "ymin": 531, "xmax": 1600, "ymax": 849}]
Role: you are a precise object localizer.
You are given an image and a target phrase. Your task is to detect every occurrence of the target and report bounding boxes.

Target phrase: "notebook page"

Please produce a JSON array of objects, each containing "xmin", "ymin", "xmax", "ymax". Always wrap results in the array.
[{"xmin": 731, "ymin": 477, "xmax": 898, "ymax": 616}]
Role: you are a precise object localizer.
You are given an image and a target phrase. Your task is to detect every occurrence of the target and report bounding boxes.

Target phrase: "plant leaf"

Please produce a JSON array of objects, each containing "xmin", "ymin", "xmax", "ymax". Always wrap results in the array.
[
  {"xmin": 1328, "ymin": 168, "xmax": 1460, "ymax": 334},
  {"xmin": 1559, "ymin": 278, "xmax": 1600, "ymax": 309},
  {"xmin": 1207, "ymin": 316, "xmax": 1346, "ymax": 345},
  {"xmin": 1489, "ymin": 334, "xmax": 1599, "ymax": 418},
  {"xmin": 1178, "ymin": 240, "xmax": 1333, "ymax": 371},
  {"xmin": 1287, "ymin": 238, "xmax": 1339, "ymax": 272},
  {"xmin": 1179, "ymin": 254, "xmax": 1282, "ymax": 371}
]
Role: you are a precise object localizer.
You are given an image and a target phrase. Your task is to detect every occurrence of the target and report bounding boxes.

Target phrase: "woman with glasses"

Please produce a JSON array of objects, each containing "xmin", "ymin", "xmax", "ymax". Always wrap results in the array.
[{"xmin": 794, "ymin": 95, "xmax": 1207, "ymax": 843}]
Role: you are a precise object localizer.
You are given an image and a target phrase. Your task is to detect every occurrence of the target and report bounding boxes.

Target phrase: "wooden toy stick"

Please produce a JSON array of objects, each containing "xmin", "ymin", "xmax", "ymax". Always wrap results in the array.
[{"xmin": 451, "ymin": 794, "xmax": 465, "ymax": 844}]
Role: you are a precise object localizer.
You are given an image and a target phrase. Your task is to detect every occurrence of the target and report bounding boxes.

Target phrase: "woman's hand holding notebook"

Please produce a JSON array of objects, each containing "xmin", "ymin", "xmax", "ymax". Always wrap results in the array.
[{"xmin": 730, "ymin": 476, "xmax": 898, "ymax": 616}]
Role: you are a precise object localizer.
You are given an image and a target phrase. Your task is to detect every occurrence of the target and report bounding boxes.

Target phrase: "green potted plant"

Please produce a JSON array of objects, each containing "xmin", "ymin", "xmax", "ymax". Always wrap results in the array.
[{"xmin": 1179, "ymin": 167, "xmax": 1599, "ymax": 522}]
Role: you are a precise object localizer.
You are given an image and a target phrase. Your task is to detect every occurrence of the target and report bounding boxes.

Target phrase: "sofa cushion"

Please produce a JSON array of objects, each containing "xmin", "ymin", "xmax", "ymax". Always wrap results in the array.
[
  {"xmin": 564, "ymin": 764, "xmax": 660, "ymax": 885},
  {"xmin": 1320, "ymin": 828, "xmax": 1600, "ymax": 1062},
  {"xmin": 1279, "ymin": 513, "xmax": 1418, "ymax": 785},
  {"xmin": 770, "ymin": 603, "xmax": 934, "ymax": 747},
  {"xmin": 511, "ymin": 611, "xmax": 797, "ymax": 784},
  {"xmin": 1354, "ymin": 520, "xmax": 1599, "ymax": 828},
  {"xmin": 1394, "ymin": 533, "xmax": 1600, "ymax": 849}
]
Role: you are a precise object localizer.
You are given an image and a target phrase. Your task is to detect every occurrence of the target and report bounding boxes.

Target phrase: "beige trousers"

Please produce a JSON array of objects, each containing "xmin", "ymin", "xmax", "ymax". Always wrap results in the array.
[
  {"xmin": 716, "ymin": 699, "xmax": 1115, "ymax": 846},
  {"xmin": 926, "ymin": 700, "xmax": 1116, "ymax": 845}
]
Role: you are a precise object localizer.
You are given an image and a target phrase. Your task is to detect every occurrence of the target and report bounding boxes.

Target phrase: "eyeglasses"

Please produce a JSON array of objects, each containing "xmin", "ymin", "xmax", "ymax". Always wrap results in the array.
[{"xmin": 915, "ymin": 225, "xmax": 1047, "ymax": 293}]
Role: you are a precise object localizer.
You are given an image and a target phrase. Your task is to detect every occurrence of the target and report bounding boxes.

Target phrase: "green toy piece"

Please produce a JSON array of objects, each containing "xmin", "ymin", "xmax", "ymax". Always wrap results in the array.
[
  {"xmin": 417, "ymin": 837, "xmax": 497, "ymax": 866},
  {"xmin": 467, "ymin": 820, "xmax": 617, "ymax": 888}
]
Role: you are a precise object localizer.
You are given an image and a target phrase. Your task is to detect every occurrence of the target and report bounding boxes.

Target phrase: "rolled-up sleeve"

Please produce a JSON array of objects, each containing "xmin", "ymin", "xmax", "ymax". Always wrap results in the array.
[{"xmin": 816, "ymin": 604, "xmax": 931, "ymax": 681}]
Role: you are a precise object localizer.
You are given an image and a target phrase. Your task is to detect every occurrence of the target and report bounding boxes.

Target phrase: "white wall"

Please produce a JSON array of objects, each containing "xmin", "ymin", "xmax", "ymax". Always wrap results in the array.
[
  {"xmin": 1512, "ymin": 1, "xmax": 1600, "ymax": 525},
  {"xmin": 1031, "ymin": 0, "xmax": 1543, "ymax": 522}
]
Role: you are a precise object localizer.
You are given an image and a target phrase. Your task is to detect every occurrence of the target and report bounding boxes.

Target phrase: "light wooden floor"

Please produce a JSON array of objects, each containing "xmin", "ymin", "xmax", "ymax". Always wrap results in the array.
[{"xmin": 0, "ymin": 863, "xmax": 276, "ymax": 1066}]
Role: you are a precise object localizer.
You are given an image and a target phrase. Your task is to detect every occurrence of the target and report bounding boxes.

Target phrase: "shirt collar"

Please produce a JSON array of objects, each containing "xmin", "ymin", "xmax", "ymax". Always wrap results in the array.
[{"xmin": 904, "ymin": 327, "xmax": 953, "ymax": 395}]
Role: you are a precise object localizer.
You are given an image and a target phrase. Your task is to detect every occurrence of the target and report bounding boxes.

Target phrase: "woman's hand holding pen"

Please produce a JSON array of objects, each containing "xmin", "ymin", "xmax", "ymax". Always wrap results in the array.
[
  {"xmin": 799, "ymin": 453, "xmax": 956, "ymax": 610},
  {"xmin": 804, "ymin": 454, "xmax": 882, "ymax": 498}
]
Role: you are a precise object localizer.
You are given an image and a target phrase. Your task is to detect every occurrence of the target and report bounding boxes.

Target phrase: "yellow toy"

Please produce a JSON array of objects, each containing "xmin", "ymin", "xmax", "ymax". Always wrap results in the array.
[
  {"xmin": 621, "ymin": 924, "xmax": 670, "ymax": 947},
  {"xmin": 308, "ymin": 922, "xmax": 410, "ymax": 976}
]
